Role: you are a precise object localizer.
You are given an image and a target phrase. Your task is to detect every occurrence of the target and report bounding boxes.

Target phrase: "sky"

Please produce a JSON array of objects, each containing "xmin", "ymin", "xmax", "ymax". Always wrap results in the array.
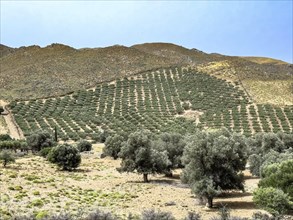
[{"xmin": 0, "ymin": 1, "xmax": 292, "ymax": 63}]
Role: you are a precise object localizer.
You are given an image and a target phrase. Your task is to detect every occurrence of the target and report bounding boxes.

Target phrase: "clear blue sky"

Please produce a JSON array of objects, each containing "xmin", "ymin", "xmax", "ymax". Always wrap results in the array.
[{"xmin": 1, "ymin": 1, "xmax": 292, "ymax": 63}]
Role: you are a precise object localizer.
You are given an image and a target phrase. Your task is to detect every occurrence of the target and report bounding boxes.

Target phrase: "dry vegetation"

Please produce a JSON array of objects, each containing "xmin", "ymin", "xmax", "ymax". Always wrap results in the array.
[
  {"xmin": 242, "ymin": 80, "xmax": 293, "ymax": 105},
  {"xmin": 1, "ymin": 43, "xmax": 292, "ymax": 105},
  {"xmin": 0, "ymin": 116, "xmax": 9, "ymax": 135},
  {"xmin": 0, "ymin": 144, "xmax": 262, "ymax": 219}
]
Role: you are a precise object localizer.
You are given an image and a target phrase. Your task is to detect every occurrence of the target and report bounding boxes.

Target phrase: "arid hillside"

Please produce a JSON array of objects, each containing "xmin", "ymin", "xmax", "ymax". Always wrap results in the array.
[{"xmin": 0, "ymin": 43, "xmax": 292, "ymax": 105}]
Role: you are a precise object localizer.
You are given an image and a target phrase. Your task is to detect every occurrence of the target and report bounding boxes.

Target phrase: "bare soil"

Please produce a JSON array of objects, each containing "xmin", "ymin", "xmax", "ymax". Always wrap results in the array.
[
  {"xmin": 0, "ymin": 100, "xmax": 24, "ymax": 139},
  {"xmin": 0, "ymin": 144, "xmax": 263, "ymax": 219}
]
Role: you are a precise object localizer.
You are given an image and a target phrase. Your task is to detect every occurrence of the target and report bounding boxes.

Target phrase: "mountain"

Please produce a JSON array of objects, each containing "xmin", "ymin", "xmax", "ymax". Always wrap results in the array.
[{"xmin": 0, "ymin": 42, "xmax": 292, "ymax": 105}]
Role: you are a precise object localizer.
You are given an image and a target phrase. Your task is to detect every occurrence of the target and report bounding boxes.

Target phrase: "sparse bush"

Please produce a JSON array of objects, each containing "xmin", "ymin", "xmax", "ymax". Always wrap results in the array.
[
  {"xmin": 183, "ymin": 212, "xmax": 201, "ymax": 220},
  {"xmin": 77, "ymin": 140, "xmax": 92, "ymax": 152},
  {"xmin": 141, "ymin": 209, "xmax": 175, "ymax": 220},
  {"xmin": 253, "ymin": 187, "xmax": 291, "ymax": 216},
  {"xmin": 251, "ymin": 212, "xmax": 272, "ymax": 220},
  {"xmin": 0, "ymin": 150, "xmax": 15, "ymax": 167},
  {"xmin": 48, "ymin": 144, "xmax": 81, "ymax": 171},
  {"xmin": 85, "ymin": 209, "xmax": 116, "ymax": 220}
]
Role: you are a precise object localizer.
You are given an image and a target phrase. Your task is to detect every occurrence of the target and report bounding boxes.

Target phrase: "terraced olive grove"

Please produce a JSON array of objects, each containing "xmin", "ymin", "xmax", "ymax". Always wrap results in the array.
[{"xmin": 8, "ymin": 67, "xmax": 293, "ymax": 141}]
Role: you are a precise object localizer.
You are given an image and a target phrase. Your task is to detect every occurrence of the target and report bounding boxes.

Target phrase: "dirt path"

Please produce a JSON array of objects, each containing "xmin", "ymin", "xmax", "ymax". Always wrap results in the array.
[{"xmin": 0, "ymin": 100, "xmax": 24, "ymax": 139}]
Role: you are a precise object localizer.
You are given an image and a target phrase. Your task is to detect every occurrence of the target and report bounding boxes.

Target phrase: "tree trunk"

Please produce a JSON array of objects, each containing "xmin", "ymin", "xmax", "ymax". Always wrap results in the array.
[
  {"xmin": 3, "ymin": 160, "xmax": 7, "ymax": 167},
  {"xmin": 143, "ymin": 173, "xmax": 148, "ymax": 182},
  {"xmin": 207, "ymin": 197, "xmax": 213, "ymax": 208}
]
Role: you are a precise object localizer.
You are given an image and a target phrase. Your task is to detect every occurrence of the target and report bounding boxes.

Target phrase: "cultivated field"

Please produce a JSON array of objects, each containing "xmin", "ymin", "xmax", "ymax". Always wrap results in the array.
[
  {"xmin": 0, "ymin": 144, "xmax": 262, "ymax": 219},
  {"xmin": 8, "ymin": 67, "xmax": 293, "ymax": 141}
]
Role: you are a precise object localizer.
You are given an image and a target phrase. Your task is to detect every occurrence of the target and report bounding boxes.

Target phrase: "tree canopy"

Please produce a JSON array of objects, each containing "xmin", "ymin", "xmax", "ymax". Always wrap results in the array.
[
  {"xmin": 181, "ymin": 128, "xmax": 248, "ymax": 208},
  {"xmin": 118, "ymin": 129, "xmax": 170, "ymax": 182}
]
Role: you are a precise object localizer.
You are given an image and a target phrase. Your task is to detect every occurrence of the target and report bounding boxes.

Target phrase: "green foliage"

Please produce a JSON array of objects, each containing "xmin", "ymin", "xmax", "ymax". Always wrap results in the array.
[
  {"xmin": 0, "ymin": 150, "xmax": 15, "ymax": 167},
  {"xmin": 48, "ymin": 144, "xmax": 81, "ymax": 170},
  {"xmin": 253, "ymin": 187, "xmax": 291, "ymax": 216},
  {"xmin": 27, "ymin": 130, "xmax": 54, "ymax": 152},
  {"xmin": 39, "ymin": 147, "xmax": 52, "ymax": 158},
  {"xmin": 118, "ymin": 130, "xmax": 170, "ymax": 182},
  {"xmin": 103, "ymin": 134, "xmax": 125, "ymax": 159},
  {"xmin": 0, "ymin": 140, "xmax": 27, "ymax": 152},
  {"xmin": 0, "ymin": 134, "xmax": 12, "ymax": 141},
  {"xmin": 259, "ymin": 160, "xmax": 293, "ymax": 199},
  {"xmin": 247, "ymin": 132, "xmax": 293, "ymax": 177},
  {"xmin": 181, "ymin": 128, "xmax": 248, "ymax": 208},
  {"xmin": 77, "ymin": 140, "xmax": 92, "ymax": 152},
  {"xmin": 155, "ymin": 132, "xmax": 186, "ymax": 175}
]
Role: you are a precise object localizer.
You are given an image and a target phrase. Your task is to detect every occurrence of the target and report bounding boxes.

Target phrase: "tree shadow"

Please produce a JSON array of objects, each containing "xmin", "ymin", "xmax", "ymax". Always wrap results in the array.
[
  {"xmin": 244, "ymin": 175, "xmax": 259, "ymax": 180},
  {"xmin": 218, "ymin": 191, "xmax": 252, "ymax": 198},
  {"xmin": 214, "ymin": 201, "xmax": 257, "ymax": 210}
]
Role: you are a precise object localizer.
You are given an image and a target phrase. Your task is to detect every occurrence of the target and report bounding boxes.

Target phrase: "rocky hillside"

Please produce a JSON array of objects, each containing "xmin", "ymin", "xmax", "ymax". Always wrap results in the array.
[{"xmin": 0, "ymin": 43, "xmax": 292, "ymax": 105}]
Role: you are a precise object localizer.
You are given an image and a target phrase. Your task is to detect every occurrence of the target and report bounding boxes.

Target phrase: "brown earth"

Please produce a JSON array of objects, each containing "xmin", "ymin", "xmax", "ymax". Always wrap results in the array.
[
  {"xmin": 0, "ymin": 144, "xmax": 265, "ymax": 219},
  {"xmin": 1, "ymin": 43, "xmax": 292, "ymax": 106}
]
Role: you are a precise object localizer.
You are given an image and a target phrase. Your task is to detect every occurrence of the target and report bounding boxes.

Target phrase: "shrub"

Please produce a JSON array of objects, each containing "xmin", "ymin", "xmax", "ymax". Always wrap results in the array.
[
  {"xmin": 251, "ymin": 212, "xmax": 273, "ymax": 220},
  {"xmin": 77, "ymin": 140, "xmax": 92, "ymax": 152},
  {"xmin": 48, "ymin": 144, "xmax": 81, "ymax": 171},
  {"xmin": 0, "ymin": 150, "xmax": 15, "ymax": 167},
  {"xmin": 85, "ymin": 209, "xmax": 116, "ymax": 220},
  {"xmin": 253, "ymin": 187, "xmax": 291, "ymax": 216},
  {"xmin": 39, "ymin": 147, "xmax": 53, "ymax": 158},
  {"xmin": 183, "ymin": 212, "xmax": 201, "ymax": 220},
  {"xmin": 259, "ymin": 159, "xmax": 293, "ymax": 199},
  {"xmin": 141, "ymin": 209, "xmax": 175, "ymax": 220},
  {"xmin": 0, "ymin": 134, "xmax": 12, "ymax": 141}
]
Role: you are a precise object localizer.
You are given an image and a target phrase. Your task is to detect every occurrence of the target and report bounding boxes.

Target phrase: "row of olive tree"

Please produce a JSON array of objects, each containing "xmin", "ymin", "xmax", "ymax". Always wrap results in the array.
[{"xmin": 104, "ymin": 128, "xmax": 248, "ymax": 208}]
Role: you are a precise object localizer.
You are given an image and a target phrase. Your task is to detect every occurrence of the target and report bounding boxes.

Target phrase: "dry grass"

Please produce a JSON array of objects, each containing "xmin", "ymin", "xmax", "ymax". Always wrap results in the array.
[
  {"xmin": 0, "ymin": 144, "xmax": 263, "ymax": 219},
  {"xmin": 240, "ymin": 57, "xmax": 289, "ymax": 65},
  {"xmin": 243, "ymin": 80, "xmax": 293, "ymax": 106},
  {"xmin": 0, "ymin": 116, "xmax": 9, "ymax": 134}
]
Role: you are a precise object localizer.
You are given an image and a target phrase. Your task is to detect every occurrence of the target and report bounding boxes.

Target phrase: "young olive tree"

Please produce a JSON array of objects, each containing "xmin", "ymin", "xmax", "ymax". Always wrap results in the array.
[
  {"xmin": 181, "ymin": 129, "xmax": 248, "ymax": 208},
  {"xmin": 0, "ymin": 150, "xmax": 15, "ymax": 167},
  {"xmin": 103, "ymin": 134, "xmax": 125, "ymax": 159},
  {"xmin": 77, "ymin": 140, "xmax": 92, "ymax": 152},
  {"xmin": 48, "ymin": 144, "xmax": 81, "ymax": 171},
  {"xmin": 118, "ymin": 130, "xmax": 170, "ymax": 182}
]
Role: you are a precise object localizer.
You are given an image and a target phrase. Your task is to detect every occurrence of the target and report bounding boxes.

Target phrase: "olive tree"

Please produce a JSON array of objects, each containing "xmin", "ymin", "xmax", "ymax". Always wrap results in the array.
[
  {"xmin": 155, "ymin": 132, "xmax": 186, "ymax": 176},
  {"xmin": 48, "ymin": 144, "xmax": 81, "ymax": 171},
  {"xmin": 0, "ymin": 150, "xmax": 15, "ymax": 167},
  {"xmin": 259, "ymin": 160, "xmax": 293, "ymax": 199},
  {"xmin": 27, "ymin": 130, "xmax": 54, "ymax": 152},
  {"xmin": 182, "ymin": 129, "xmax": 248, "ymax": 208},
  {"xmin": 247, "ymin": 132, "xmax": 293, "ymax": 177},
  {"xmin": 77, "ymin": 140, "xmax": 92, "ymax": 152},
  {"xmin": 103, "ymin": 134, "xmax": 125, "ymax": 159},
  {"xmin": 118, "ymin": 130, "xmax": 170, "ymax": 182}
]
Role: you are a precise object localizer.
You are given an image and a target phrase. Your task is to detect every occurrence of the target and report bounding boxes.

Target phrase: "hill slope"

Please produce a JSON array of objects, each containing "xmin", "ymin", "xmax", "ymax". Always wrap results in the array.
[
  {"xmin": 9, "ymin": 67, "xmax": 293, "ymax": 140},
  {"xmin": 1, "ymin": 43, "xmax": 292, "ymax": 106}
]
